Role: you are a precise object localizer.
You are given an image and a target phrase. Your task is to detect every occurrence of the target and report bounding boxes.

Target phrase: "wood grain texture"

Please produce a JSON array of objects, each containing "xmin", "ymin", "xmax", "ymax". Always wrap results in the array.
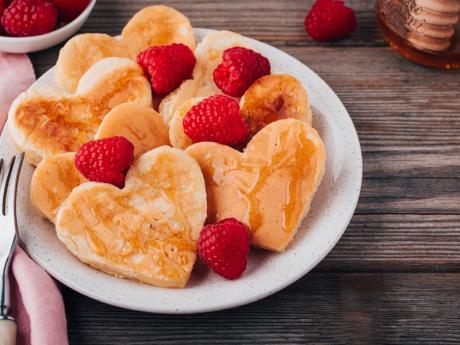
[
  {"xmin": 63, "ymin": 273, "xmax": 460, "ymax": 345},
  {"xmin": 25, "ymin": 0, "xmax": 460, "ymax": 343},
  {"xmin": 29, "ymin": 0, "xmax": 382, "ymax": 74},
  {"xmin": 320, "ymin": 214, "xmax": 460, "ymax": 271},
  {"xmin": 80, "ymin": 0, "xmax": 381, "ymax": 44}
]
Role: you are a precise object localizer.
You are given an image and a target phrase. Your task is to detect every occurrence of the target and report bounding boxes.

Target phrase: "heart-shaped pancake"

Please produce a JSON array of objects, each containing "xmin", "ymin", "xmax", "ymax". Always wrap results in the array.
[
  {"xmin": 159, "ymin": 30, "xmax": 255, "ymax": 125},
  {"xmin": 56, "ymin": 5, "xmax": 195, "ymax": 92},
  {"xmin": 30, "ymin": 103, "xmax": 170, "ymax": 222},
  {"xmin": 186, "ymin": 119, "xmax": 325, "ymax": 252},
  {"xmin": 8, "ymin": 58, "xmax": 152, "ymax": 165},
  {"xmin": 55, "ymin": 147, "xmax": 207, "ymax": 288}
]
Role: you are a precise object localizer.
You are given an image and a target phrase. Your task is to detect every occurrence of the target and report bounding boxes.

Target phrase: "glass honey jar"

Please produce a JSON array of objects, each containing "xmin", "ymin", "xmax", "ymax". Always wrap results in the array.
[{"xmin": 376, "ymin": 0, "xmax": 460, "ymax": 69}]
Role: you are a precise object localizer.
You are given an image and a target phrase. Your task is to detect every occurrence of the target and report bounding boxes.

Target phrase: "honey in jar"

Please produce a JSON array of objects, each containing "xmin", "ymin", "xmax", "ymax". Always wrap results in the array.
[{"xmin": 376, "ymin": 0, "xmax": 460, "ymax": 69}]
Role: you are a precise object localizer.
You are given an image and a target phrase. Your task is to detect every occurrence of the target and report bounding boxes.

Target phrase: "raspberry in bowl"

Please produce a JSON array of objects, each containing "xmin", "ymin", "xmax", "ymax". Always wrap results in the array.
[{"xmin": 0, "ymin": 0, "xmax": 96, "ymax": 53}]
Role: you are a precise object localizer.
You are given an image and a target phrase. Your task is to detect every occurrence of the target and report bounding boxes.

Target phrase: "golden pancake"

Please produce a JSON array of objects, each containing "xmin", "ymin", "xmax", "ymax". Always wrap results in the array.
[
  {"xmin": 169, "ymin": 97, "xmax": 203, "ymax": 150},
  {"xmin": 55, "ymin": 147, "xmax": 207, "ymax": 288},
  {"xmin": 30, "ymin": 153, "xmax": 87, "ymax": 222},
  {"xmin": 96, "ymin": 102, "xmax": 170, "ymax": 158},
  {"xmin": 56, "ymin": 6, "xmax": 195, "ymax": 92},
  {"xmin": 55, "ymin": 34, "xmax": 130, "ymax": 92},
  {"xmin": 30, "ymin": 102, "xmax": 170, "ymax": 222},
  {"xmin": 186, "ymin": 119, "xmax": 325, "ymax": 252},
  {"xmin": 121, "ymin": 5, "xmax": 195, "ymax": 56},
  {"xmin": 159, "ymin": 30, "xmax": 253, "ymax": 125},
  {"xmin": 8, "ymin": 58, "xmax": 152, "ymax": 166},
  {"xmin": 240, "ymin": 74, "xmax": 312, "ymax": 136}
]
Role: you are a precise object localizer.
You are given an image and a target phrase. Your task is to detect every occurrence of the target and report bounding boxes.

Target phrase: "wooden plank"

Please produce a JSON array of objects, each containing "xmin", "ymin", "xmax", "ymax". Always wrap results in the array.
[
  {"xmin": 358, "ymin": 177, "xmax": 460, "ymax": 214},
  {"xmin": 63, "ymin": 273, "xmax": 460, "ymax": 345},
  {"xmin": 319, "ymin": 214, "xmax": 460, "ymax": 271},
  {"xmin": 364, "ymin": 152, "xmax": 460, "ymax": 178}
]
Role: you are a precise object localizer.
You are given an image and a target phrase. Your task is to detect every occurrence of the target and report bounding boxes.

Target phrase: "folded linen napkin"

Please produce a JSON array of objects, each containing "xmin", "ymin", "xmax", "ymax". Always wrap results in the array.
[{"xmin": 0, "ymin": 52, "xmax": 69, "ymax": 345}]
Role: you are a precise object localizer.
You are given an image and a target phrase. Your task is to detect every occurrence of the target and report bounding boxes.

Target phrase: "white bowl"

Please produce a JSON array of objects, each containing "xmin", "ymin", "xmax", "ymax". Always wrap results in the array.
[{"xmin": 0, "ymin": 0, "xmax": 96, "ymax": 53}]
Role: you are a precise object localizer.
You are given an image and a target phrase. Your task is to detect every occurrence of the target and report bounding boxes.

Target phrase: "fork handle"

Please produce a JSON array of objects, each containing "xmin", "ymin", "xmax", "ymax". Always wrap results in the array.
[{"xmin": 0, "ymin": 319, "xmax": 16, "ymax": 345}]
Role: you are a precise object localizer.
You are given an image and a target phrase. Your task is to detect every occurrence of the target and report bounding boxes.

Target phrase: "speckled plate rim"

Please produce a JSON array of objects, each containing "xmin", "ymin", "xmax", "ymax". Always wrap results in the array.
[{"xmin": 1, "ymin": 28, "xmax": 362, "ymax": 314}]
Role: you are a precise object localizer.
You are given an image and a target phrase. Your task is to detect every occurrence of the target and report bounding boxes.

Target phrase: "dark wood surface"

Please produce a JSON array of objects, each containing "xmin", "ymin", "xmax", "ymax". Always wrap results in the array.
[{"xmin": 28, "ymin": 0, "xmax": 460, "ymax": 344}]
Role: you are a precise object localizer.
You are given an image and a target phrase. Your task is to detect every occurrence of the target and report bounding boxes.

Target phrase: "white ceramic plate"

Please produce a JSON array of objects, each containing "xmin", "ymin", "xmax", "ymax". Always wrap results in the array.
[{"xmin": 0, "ymin": 28, "xmax": 362, "ymax": 314}]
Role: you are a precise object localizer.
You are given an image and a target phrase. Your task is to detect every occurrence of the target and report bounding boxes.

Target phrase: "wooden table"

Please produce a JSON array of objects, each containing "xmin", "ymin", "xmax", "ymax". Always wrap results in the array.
[{"xmin": 29, "ymin": 0, "xmax": 460, "ymax": 344}]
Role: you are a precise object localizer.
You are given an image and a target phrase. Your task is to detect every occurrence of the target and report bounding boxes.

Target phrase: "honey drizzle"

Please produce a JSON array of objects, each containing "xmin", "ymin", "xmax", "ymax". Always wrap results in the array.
[
  {"xmin": 281, "ymin": 130, "xmax": 314, "ymax": 232},
  {"xmin": 51, "ymin": 158, "xmax": 85, "ymax": 211},
  {"xmin": 17, "ymin": 69, "xmax": 145, "ymax": 151},
  {"xmin": 146, "ymin": 155, "xmax": 193, "ymax": 240},
  {"xmin": 209, "ymin": 123, "xmax": 315, "ymax": 233},
  {"xmin": 246, "ymin": 128, "xmax": 312, "ymax": 233},
  {"xmin": 65, "ymin": 155, "xmax": 197, "ymax": 281}
]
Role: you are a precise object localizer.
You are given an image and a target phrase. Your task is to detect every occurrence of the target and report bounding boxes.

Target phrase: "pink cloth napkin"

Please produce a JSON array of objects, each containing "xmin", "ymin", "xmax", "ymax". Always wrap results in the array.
[
  {"xmin": 0, "ymin": 52, "xmax": 35, "ymax": 116},
  {"xmin": 0, "ymin": 52, "xmax": 68, "ymax": 345}
]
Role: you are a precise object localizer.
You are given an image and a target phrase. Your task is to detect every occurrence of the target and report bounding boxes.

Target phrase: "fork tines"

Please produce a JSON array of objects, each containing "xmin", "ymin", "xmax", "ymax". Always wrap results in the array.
[{"xmin": 0, "ymin": 153, "xmax": 25, "ymax": 217}]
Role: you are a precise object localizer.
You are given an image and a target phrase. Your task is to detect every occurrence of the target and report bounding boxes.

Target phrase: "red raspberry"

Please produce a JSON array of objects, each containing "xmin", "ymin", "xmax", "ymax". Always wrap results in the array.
[
  {"xmin": 198, "ymin": 218, "xmax": 250, "ymax": 280},
  {"xmin": 213, "ymin": 47, "xmax": 271, "ymax": 97},
  {"xmin": 0, "ymin": 0, "xmax": 12, "ymax": 14},
  {"xmin": 50, "ymin": 0, "xmax": 90, "ymax": 22},
  {"xmin": 183, "ymin": 94, "xmax": 249, "ymax": 146},
  {"xmin": 75, "ymin": 136, "xmax": 134, "ymax": 189},
  {"xmin": 137, "ymin": 43, "xmax": 196, "ymax": 95},
  {"xmin": 304, "ymin": 0, "xmax": 356, "ymax": 41},
  {"xmin": 0, "ymin": 1, "xmax": 5, "ymax": 34},
  {"xmin": 1, "ymin": 0, "xmax": 57, "ymax": 37}
]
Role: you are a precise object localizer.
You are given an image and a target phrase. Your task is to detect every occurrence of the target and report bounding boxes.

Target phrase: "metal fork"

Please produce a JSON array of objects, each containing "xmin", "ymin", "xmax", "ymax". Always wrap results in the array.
[{"xmin": 0, "ymin": 153, "xmax": 24, "ymax": 345}]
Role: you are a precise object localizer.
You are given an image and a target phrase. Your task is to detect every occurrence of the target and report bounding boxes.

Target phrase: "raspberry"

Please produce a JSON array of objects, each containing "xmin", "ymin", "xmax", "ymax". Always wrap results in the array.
[
  {"xmin": 0, "ymin": 0, "xmax": 11, "ymax": 14},
  {"xmin": 137, "ymin": 43, "xmax": 196, "ymax": 95},
  {"xmin": 0, "ymin": 1, "xmax": 5, "ymax": 34},
  {"xmin": 304, "ymin": 0, "xmax": 356, "ymax": 41},
  {"xmin": 75, "ymin": 136, "xmax": 134, "ymax": 189},
  {"xmin": 213, "ymin": 47, "xmax": 271, "ymax": 97},
  {"xmin": 183, "ymin": 95, "xmax": 249, "ymax": 146},
  {"xmin": 1, "ymin": 0, "xmax": 57, "ymax": 37},
  {"xmin": 50, "ymin": 0, "xmax": 90, "ymax": 22},
  {"xmin": 0, "ymin": 1, "xmax": 5, "ymax": 33},
  {"xmin": 198, "ymin": 218, "xmax": 250, "ymax": 280}
]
